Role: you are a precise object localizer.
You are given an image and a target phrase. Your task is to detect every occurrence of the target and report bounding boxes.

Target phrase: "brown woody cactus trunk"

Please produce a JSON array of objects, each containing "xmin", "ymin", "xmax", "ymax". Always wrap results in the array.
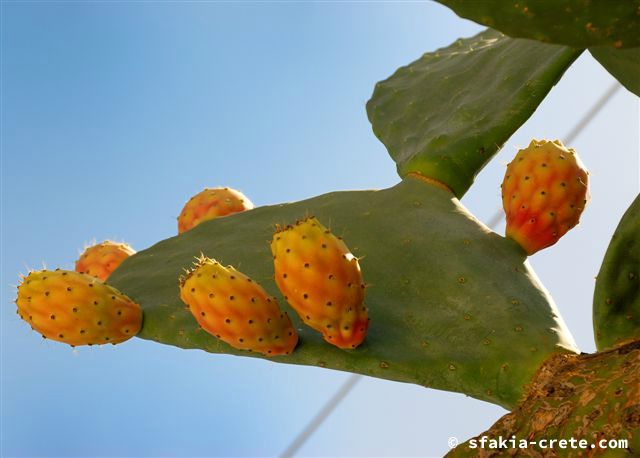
[{"xmin": 447, "ymin": 339, "xmax": 640, "ymax": 457}]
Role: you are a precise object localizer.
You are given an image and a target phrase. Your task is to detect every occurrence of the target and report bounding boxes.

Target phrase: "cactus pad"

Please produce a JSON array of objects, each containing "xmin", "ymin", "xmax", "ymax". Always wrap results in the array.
[
  {"xmin": 593, "ymin": 194, "xmax": 640, "ymax": 351},
  {"xmin": 435, "ymin": 1, "xmax": 640, "ymax": 49},
  {"xmin": 109, "ymin": 177, "xmax": 577, "ymax": 408},
  {"xmin": 367, "ymin": 29, "xmax": 580, "ymax": 198},
  {"xmin": 590, "ymin": 46, "xmax": 640, "ymax": 97}
]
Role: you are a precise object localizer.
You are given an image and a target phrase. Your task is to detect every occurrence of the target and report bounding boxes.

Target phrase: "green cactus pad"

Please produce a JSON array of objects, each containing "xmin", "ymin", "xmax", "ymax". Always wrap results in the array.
[
  {"xmin": 366, "ymin": 29, "xmax": 580, "ymax": 198},
  {"xmin": 590, "ymin": 46, "xmax": 640, "ymax": 97},
  {"xmin": 435, "ymin": 1, "xmax": 640, "ymax": 49},
  {"xmin": 109, "ymin": 177, "xmax": 577, "ymax": 409},
  {"xmin": 593, "ymin": 194, "xmax": 640, "ymax": 351}
]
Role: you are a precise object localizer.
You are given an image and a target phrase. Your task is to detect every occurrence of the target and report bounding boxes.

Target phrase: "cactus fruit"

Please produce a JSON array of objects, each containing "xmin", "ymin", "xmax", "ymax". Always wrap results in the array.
[
  {"xmin": 179, "ymin": 256, "xmax": 298, "ymax": 356},
  {"xmin": 75, "ymin": 241, "xmax": 136, "ymax": 281},
  {"xmin": 15, "ymin": 269, "xmax": 142, "ymax": 346},
  {"xmin": 178, "ymin": 187, "xmax": 254, "ymax": 234},
  {"xmin": 270, "ymin": 217, "xmax": 369, "ymax": 350},
  {"xmin": 502, "ymin": 139, "xmax": 589, "ymax": 255}
]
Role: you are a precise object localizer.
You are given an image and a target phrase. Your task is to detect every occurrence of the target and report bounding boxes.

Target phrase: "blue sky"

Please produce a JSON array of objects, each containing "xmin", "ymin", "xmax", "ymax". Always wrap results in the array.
[{"xmin": 1, "ymin": 2, "xmax": 638, "ymax": 457}]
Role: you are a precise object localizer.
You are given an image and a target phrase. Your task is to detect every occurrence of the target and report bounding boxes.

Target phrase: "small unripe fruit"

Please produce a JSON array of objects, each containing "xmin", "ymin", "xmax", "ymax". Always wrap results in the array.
[
  {"xmin": 178, "ymin": 187, "xmax": 254, "ymax": 234},
  {"xmin": 271, "ymin": 217, "xmax": 369, "ymax": 349},
  {"xmin": 75, "ymin": 241, "xmax": 136, "ymax": 281},
  {"xmin": 179, "ymin": 256, "xmax": 298, "ymax": 356},
  {"xmin": 502, "ymin": 139, "xmax": 589, "ymax": 255},
  {"xmin": 15, "ymin": 269, "xmax": 142, "ymax": 346}
]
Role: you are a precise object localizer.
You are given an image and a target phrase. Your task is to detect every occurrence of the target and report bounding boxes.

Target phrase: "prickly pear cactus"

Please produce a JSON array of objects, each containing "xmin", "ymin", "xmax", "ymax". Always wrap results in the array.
[
  {"xmin": 12, "ymin": 3, "xmax": 640, "ymax": 453},
  {"xmin": 593, "ymin": 194, "xmax": 640, "ymax": 351},
  {"xmin": 109, "ymin": 177, "xmax": 577, "ymax": 408}
]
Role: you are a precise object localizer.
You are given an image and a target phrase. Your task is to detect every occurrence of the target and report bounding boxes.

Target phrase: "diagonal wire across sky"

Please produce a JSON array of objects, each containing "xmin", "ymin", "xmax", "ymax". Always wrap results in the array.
[{"xmin": 280, "ymin": 81, "xmax": 623, "ymax": 458}]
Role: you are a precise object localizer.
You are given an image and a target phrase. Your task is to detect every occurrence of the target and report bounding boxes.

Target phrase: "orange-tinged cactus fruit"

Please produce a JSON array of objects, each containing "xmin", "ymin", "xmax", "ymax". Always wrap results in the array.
[
  {"xmin": 270, "ymin": 217, "xmax": 369, "ymax": 349},
  {"xmin": 502, "ymin": 139, "xmax": 589, "ymax": 255},
  {"xmin": 179, "ymin": 257, "xmax": 298, "ymax": 356},
  {"xmin": 15, "ymin": 269, "xmax": 142, "ymax": 346},
  {"xmin": 178, "ymin": 187, "xmax": 254, "ymax": 234},
  {"xmin": 75, "ymin": 241, "xmax": 136, "ymax": 281}
]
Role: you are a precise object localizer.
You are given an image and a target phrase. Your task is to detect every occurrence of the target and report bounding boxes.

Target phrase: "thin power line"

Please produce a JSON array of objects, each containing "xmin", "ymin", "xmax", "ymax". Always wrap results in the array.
[
  {"xmin": 564, "ymin": 82, "xmax": 621, "ymax": 145},
  {"xmin": 279, "ymin": 81, "xmax": 622, "ymax": 458},
  {"xmin": 280, "ymin": 374, "xmax": 362, "ymax": 458},
  {"xmin": 486, "ymin": 210, "xmax": 505, "ymax": 231}
]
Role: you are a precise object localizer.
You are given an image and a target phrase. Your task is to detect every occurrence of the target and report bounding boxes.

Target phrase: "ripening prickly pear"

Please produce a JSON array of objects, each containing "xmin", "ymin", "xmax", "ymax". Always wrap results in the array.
[
  {"xmin": 178, "ymin": 187, "xmax": 254, "ymax": 234},
  {"xmin": 501, "ymin": 139, "xmax": 589, "ymax": 255},
  {"xmin": 270, "ymin": 217, "xmax": 369, "ymax": 349},
  {"xmin": 179, "ymin": 256, "xmax": 298, "ymax": 356},
  {"xmin": 15, "ymin": 269, "xmax": 142, "ymax": 346},
  {"xmin": 75, "ymin": 241, "xmax": 136, "ymax": 281}
]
